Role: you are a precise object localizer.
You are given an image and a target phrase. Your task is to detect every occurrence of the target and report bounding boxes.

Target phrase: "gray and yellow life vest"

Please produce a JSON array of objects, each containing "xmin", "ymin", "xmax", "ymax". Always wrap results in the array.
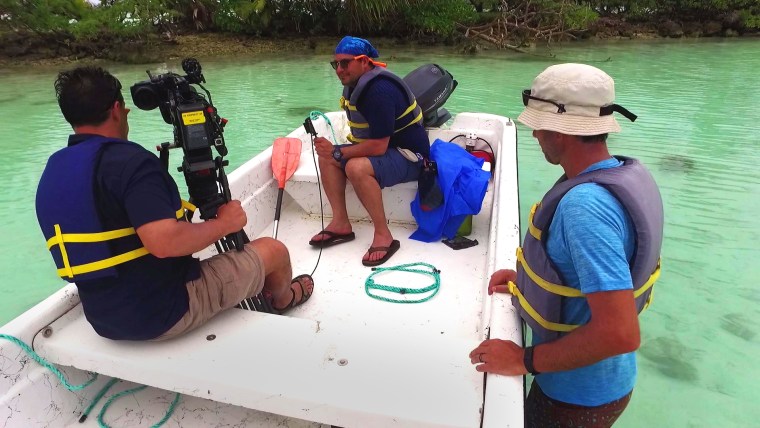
[
  {"xmin": 509, "ymin": 157, "xmax": 664, "ymax": 342},
  {"xmin": 36, "ymin": 136, "xmax": 193, "ymax": 282},
  {"xmin": 340, "ymin": 67, "xmax": 423, "ymax": 144}
]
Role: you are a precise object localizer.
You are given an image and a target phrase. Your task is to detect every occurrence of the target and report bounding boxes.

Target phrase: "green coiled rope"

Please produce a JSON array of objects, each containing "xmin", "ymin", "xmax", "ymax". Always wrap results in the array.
[
  {"xmin": 365, "ymin": 262, "xmax": 441, "ymax": 303},
  {"xmin": 1, "ymin": 333, "xmax": 179, "ymax": 427}
]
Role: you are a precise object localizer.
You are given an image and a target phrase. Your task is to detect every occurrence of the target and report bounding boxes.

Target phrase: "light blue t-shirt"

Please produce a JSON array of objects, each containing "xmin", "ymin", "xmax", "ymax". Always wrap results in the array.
[{"xmin": 532, "ymin": 158, "xmax": 637, "ymax": 406}]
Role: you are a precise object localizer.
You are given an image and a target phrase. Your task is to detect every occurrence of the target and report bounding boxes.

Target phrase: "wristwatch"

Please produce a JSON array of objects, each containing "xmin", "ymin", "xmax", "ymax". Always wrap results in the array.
[{"xmin": 332, "ymin": 146, "xmax": 344, "ymax": 162}]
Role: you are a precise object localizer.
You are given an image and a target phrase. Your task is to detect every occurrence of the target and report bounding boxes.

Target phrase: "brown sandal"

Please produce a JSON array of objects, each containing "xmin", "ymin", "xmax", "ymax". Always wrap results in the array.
[{"xmin": 272, "ymin": 274, "xmax": 314, "ymax": 315}]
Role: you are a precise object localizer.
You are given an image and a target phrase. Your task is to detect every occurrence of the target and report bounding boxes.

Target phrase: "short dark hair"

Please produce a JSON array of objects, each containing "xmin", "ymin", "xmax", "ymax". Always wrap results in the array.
[
  {"xmin": 579, "ymin": 133, "xmax": 608, "ymax": 144},
  {"xmin": 54, "ymin": 66, "xmax": 124, "ymax": 127}
]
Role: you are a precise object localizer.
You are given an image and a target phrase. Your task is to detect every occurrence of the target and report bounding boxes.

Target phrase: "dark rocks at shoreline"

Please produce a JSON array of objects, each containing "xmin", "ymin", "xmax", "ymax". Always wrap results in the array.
[{"xmin": 658, "ymin": 20, "xmax": 684, "ymax": 38}]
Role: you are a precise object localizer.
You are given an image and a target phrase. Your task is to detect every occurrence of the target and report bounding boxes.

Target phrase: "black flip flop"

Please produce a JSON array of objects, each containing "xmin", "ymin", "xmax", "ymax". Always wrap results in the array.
[
  {"xmin": 362, "ymin": 240, "xmax": 401, "ymax": 267},
  {"xmin": 308, "ymin": 230, "xmax": 356, "ymax": 248}
]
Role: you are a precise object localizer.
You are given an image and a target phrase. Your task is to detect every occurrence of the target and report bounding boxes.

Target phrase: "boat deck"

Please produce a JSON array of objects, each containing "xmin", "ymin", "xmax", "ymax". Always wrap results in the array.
[
  {"xmin": 36, "ymin": 202, "xmax": 492, "ymax": 427},
  {"xmin": 5, "ymin": 112, "xmax": 523, "ymax": 428}
]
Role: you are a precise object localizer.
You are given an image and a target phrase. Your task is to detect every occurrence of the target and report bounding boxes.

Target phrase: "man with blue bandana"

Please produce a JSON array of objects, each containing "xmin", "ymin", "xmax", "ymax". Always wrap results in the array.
[{"xmin": 309, "ymin": 36, "xmax": 430, "ymax": 266}]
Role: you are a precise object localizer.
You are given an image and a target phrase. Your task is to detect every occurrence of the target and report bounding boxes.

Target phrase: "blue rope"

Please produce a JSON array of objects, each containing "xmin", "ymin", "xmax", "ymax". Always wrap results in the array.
[
  {"xmin": 365, "ymin": 262, "xmax": 441, "ymax": 303},
  {"xmin": 0, "ymin": 333, "xmax": 98, "ymax": 391},
  {"xmin": 309, "ymin": 110, "xmax": 339, "ymax": 144}
]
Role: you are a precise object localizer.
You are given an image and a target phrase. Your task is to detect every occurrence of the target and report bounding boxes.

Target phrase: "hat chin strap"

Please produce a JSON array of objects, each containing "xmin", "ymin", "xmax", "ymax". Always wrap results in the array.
[{"xmin": 601, "ymin": 104, "xmax": 637, "ymax": 122}]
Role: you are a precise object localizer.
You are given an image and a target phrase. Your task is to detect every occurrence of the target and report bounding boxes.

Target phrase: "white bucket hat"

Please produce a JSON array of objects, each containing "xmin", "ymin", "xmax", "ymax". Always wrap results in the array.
[{"xmin": 517, "ymin": 63, "xmax": 637, "ymax": 136}]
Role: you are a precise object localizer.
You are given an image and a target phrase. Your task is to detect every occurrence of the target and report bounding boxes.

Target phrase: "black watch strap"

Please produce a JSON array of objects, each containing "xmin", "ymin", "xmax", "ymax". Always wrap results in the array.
[
  {"xmin": 332, "ymin": 146, "xmax": 343, "ymax": 162},
  {"xmin": 523, "ymin": 346, "xmax": 541, "ymax": 375}
]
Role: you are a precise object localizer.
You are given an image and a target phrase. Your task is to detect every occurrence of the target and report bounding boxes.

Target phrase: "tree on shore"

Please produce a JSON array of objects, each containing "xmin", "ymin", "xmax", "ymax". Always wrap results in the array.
[{"xmin": 1, "ymin": 0, "xmax": 758, "ymax": 60}]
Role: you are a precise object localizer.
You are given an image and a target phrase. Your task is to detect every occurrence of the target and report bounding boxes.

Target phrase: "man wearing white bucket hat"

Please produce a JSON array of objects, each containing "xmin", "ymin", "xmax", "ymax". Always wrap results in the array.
[{"xmin": 470, "ymin": 63, "xmax": 664, "ymax": 426}]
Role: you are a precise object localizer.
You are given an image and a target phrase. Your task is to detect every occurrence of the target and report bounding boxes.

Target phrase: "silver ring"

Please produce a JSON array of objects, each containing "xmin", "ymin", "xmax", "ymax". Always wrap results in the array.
[{"xmin": 478, "ymin": 353, "xmax": 484, "ymax": 363}]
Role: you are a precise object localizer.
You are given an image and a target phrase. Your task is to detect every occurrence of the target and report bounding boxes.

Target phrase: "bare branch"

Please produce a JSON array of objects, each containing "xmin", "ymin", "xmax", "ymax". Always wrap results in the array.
[{"xmin": 457, "ymin": 0, "xmax": 578, "ymax": 50}]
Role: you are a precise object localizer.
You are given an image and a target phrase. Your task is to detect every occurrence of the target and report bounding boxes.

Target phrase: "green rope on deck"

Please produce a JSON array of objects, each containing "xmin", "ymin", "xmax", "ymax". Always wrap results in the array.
[
  {"xmin": 1, "ymin": 333, "xmax": 179, "ymax": 428},
  {"xmin": 309, "ymin": 110, "xmax": 339, "ymax": 144},
  {"xmin": 365, "ymin": 262, "xmax": 441, "ymax": 303},
  {"xmin": 0, "ymin": 333, "xmax": 98, "ymax": 391},
  {"xmin": 97, "ymin": 384, "xmax": 181, "ymax": 428}
]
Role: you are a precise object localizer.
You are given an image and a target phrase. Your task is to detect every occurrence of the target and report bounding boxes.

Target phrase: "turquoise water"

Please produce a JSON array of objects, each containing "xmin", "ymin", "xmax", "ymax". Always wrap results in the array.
[{"xmin": 1, "ymin": 38, "xmax": 759, "ymax": 426}]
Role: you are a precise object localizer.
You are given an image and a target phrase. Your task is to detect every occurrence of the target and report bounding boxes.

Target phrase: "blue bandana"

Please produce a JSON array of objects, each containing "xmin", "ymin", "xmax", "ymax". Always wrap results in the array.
[{"xmin": 335, "ymin": 36, "xmax": 379, "ymax": 58}]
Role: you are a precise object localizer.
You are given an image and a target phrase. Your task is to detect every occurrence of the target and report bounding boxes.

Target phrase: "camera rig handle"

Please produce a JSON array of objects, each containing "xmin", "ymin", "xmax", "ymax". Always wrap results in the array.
[
  {"xmin": 303, "ymin": 117, "xmax": 318, "ymax": 137},
  {"xmin": 217, "ymin": 157, "xmax": 246, "ymax": 251}
]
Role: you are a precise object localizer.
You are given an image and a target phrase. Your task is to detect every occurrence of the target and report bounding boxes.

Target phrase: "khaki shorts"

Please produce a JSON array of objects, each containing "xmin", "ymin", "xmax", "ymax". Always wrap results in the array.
[{"xmin": 153, "ymin": 244, "xmax": 266, "ymax": 341}]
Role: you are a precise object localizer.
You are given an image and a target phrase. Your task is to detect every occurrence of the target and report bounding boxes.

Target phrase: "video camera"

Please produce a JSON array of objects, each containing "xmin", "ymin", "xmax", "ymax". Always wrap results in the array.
[{"xmin": 130, "ymin": 58, "xmax": 244, "ymax": 252}]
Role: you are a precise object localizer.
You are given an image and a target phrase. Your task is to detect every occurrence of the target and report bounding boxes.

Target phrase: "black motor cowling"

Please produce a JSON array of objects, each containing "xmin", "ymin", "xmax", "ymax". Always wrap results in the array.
[{"xmin": 403, "ymin": 64, "xmax": 457, "ymax": 128}]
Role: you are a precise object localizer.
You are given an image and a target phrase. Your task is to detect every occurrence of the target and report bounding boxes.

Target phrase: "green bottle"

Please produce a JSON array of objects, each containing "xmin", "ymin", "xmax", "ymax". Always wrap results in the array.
[{"xmin": 456, "ymin": 215, "xmax": 473, "ymax": 236}]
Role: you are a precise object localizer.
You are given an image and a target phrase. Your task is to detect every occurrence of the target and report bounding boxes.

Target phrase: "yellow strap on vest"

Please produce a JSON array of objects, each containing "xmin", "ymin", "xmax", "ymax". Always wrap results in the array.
[
  {"xmin": 635, "ymin": 259, "xmax": 660, "ymax": 312},
  {"xmin": 340, "ymin": 96, "xmax": 357, "ymax": 111},
  {"xmin": 347, "ymin": 120, "xmax": 369, "ymax": 129},
  {"xmin": 56, "ymin": 247, "xmax": 150, "ymax": 279},
  {"xmin": 516, "ymin": 247, "xmax": 584, "ymax": 297},
  {"xmin": 528, "ymin": 203, "xmax": 543, "ymax": 241},
  {"xmin": 513, "ymin": 251, "xmax": 662, "ymax": 332},
  {"xmin": 347, "ymin": 134, "xmax": 366, "ymax": 144},
  {"xmin": 396, "ymin": 100, "xmax": 418, "ymax": 120},
  {"xmin": 54, "ymin": 224, "xmax": 74, "ymax": 279},
  {"xmin": 394, "ymin": 111, "xmax": 423, "ymax": 133},
  {"xmin": 48, "ymin": 200, "xmax": 192, "ymax": 280},
  {"xmin": 48, "ymin": 224, "xmax": 147, "ymax": 279},
  {"xmin": 177, "ymin": 199, "xmax": 196, "ymax": 218},
  {"xmin": 507, "ymin": 281, "xmax": 579, "ymax": 333},
  {"xmin": 47, "ymin": 226, "xmax": 137, "ymax": 249},
  {"xmin": 510, "ymin": 262, "xmax": 659, "ymax": 334}
]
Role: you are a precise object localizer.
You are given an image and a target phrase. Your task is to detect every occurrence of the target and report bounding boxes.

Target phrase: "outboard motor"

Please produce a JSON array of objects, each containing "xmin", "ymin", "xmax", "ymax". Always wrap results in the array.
[{"xmin": 403, "ymin": 64, "xmax": 457, "ymax": 128}]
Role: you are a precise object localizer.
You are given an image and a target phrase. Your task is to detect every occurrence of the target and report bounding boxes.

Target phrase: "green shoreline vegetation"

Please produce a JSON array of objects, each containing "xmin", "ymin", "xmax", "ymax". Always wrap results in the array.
[{"xmin": 1, "ymin": 0, "xmax": 759, "ymax": 66}]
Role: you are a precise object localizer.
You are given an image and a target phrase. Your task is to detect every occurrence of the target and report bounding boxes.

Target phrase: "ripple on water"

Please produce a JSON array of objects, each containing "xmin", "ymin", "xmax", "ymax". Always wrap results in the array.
[
  {"xmin": 638, "ymin": 337, "xmax": 701, "ymax": 382},
  {"xmin": 737, "ymin": 287, "xmax": 760, "ymax": 304},
  {"xmin": 719, "ymin": 313, "xmax": 757, "ymax": 342},
  {"xmin": 658, "ymin": 154, "xmax": 697, "ymax": 174}
]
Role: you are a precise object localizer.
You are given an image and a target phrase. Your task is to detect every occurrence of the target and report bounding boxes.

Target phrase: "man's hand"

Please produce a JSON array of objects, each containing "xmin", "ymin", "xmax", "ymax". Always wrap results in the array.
[
  {"xmin": 215, "ymin": 200, "xmax": 247, "ymax": 235},
  {"xmin": 313, "ymin": 137, "xmax": 335, "ymax": 159},
  {"xmin": 488, "ymin": 268, "xmax": 517, "ymax": 295},
  {"xmin": 469, "ymin": 339, "xmax": 527, "ymax": 376}
]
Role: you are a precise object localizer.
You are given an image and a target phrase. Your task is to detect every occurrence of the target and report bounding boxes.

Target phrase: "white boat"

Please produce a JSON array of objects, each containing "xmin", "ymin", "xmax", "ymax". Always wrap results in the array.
[{"xmin": 1, "ymin": 78, "xmax": 522, "ymax": 427}]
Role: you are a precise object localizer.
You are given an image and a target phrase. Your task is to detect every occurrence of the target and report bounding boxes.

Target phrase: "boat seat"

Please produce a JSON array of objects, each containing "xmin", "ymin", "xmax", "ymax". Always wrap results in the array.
[
  {"xmin": 33, "ymin": 304, "xmax": 483, "ymax": 428},
  {"xmin": 287, "ymin": 151, "xmax": 419, "ymax": 223}
]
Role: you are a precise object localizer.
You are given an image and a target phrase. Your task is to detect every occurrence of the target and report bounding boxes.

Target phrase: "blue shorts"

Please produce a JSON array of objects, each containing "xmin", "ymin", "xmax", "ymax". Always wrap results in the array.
[{"xmin": 339, "ymin": 144, "xmax": 421, "ymax": 189}]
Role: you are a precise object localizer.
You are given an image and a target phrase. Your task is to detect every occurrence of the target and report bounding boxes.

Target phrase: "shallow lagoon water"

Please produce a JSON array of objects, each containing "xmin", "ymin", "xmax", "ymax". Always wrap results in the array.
[{"xmin": 1, "ymin": 38, "xmax": 759, "ymax": 427}]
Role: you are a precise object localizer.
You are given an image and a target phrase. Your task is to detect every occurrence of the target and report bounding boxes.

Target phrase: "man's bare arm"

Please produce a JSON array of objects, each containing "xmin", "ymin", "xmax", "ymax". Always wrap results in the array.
[
  {"xmin": 340, "ymin": 136, "xmax": 390, "ymax": 158},
  {"xmin": 136, "ymin": 200, "xmax": 247, "ymax": 258},
  {"xmin": 471, "ymin": 289, "xmax": 640, "ymax": 376},
  {"xmin": 532, "ymin": 289, "xmax": 640, "ymax": 372}
]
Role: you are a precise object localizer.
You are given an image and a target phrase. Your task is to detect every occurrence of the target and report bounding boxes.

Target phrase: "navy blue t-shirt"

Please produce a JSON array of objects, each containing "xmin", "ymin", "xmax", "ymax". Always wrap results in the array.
[
  {"xmin": 70, "ymin": 134, "xmax": 199, "ymax": 340},
  {"xmin": 354, "ymin": 77, "xmax": 430, "ymax": 157}
]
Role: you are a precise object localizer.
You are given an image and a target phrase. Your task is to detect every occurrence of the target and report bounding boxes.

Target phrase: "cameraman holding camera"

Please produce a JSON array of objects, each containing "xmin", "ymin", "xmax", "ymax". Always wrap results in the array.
[{"xmin": 36, "ymin": 66, "xmax": 314, "ymax": 341}]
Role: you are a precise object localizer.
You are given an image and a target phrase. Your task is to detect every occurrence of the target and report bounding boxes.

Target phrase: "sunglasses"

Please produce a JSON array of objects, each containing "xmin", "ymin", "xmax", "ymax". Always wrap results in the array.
[
  {"xmin": 522, "ymin": 89, "xmax": 637, "ymax": 122},
  {"xmin": 330, "ymin": 55, "xmax": 365, "ymax": 70}
]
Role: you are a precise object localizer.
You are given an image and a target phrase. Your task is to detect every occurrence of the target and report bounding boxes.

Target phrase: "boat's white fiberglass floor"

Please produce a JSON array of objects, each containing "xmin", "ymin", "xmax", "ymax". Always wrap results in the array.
[{"xmin": 40, "ymin": 188, "xmax": 495, "ymax": 428}]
